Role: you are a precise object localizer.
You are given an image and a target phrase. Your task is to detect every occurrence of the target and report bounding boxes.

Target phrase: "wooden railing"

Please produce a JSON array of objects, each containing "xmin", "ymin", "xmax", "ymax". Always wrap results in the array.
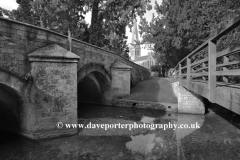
[{"xmin": 172, "ymin": 16, "xmax": 240, "ymax": 103}]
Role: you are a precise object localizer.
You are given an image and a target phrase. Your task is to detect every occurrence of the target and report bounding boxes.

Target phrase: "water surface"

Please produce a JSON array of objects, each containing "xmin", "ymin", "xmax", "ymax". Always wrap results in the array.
[{"xmin": 1, "ymin": 104, "xmax": 240, "ymax": 160}]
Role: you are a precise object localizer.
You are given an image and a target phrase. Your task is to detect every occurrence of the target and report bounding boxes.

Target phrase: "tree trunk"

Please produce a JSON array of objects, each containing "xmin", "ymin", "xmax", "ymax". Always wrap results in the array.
[
  {"xmin": 90, "ymin": 0, "xmax": 99, "ymax": 27},
  {"xmin": 89, "ymin": 0, "xmax": 100, "ymax": 45}
]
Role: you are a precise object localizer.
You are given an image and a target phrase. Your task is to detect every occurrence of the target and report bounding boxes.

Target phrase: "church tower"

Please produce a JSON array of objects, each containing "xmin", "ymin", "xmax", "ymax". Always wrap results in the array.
[{"xmin": 130, "ymin": 19, "xmax": 141, "ymax": 61}]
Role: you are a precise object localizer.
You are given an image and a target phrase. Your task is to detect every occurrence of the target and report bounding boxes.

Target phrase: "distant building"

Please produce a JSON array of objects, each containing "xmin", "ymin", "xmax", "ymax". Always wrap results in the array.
[
  {"xmin": 129, "ymin": 19, "xmax": 156, "ymax": 69},
  {"xmin": 129, "ymin": 19, "xmax": 141, "ymax": 61},
  {"xmin": 134, "ymin": 54, "xmax": 156, "ymax": 69}
]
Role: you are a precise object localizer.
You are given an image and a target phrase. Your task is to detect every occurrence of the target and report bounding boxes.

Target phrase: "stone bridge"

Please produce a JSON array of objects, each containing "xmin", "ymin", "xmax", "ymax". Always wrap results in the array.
[{"xmin": 0, "ymin": 17, "xmax": 150, "ymax": 139}]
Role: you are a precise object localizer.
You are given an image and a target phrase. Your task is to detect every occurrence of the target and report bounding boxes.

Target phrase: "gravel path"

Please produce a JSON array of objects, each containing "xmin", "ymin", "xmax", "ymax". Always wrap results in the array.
[{"xmin": 124, "ymin": 77, "xmax": 178, "ymax": 104}]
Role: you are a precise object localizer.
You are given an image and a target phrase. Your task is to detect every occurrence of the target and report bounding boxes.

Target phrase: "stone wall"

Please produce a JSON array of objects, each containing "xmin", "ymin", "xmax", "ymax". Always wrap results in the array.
[
  {"xmin": 0, "ymin": 17, "xmax": 150, "ymax": 83},
  {"xmin": 112, "ymin": 99, "xmax": 177, "ymax": 112},
  {"xmin": 172, "ymin": 81, "xmax": 205, "ymax": 114}
]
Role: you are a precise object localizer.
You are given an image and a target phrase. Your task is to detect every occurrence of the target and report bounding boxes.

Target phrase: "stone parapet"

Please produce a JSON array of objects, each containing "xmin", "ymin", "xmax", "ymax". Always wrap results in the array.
[{"xmin": 0, "ymin": 17, "xmax": 150, "ymax": 84}]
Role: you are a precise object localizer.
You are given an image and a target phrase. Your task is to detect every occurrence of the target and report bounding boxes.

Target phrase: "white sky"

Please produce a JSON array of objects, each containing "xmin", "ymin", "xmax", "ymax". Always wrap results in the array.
[
  {"xmin": 0, "ymin": 0, "xmax": 18, "ymax": 10},
  {"xmin": 0, "ymin": 0, "xmax": 162, "ymax": 56}
]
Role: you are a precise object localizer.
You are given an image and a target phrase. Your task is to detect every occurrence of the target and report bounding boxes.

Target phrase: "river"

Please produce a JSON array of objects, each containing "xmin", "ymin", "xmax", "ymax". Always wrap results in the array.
[{"xmin": 0, "ymin": 104, "xmax": 240, "ymax": 160}]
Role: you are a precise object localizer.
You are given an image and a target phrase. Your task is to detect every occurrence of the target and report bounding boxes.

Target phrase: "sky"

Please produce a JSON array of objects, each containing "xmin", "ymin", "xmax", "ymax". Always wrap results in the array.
[
  {"xmin": 0, "ymin": 0, "xmax": 18, "ymax": 10},
  {"xmin": 0, "ymin": 0, "xmax": 162, "ymax": 56}
]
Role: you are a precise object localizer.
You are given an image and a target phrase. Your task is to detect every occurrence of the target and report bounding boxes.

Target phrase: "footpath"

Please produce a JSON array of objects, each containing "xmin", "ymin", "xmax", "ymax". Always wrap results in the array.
[
  {"xmin": 112, "ymin": 77, "xmax": 178, "ymax": 111},
  {"xmin": 125, "ymin": 77, "xmax": 177, "ymax": 103}
]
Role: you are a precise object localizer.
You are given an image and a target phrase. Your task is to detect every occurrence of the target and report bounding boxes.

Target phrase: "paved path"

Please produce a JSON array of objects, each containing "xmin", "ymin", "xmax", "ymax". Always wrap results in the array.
[{"xmin": 124, "ymin": 77, "xmax": 178, "ymax": 104}]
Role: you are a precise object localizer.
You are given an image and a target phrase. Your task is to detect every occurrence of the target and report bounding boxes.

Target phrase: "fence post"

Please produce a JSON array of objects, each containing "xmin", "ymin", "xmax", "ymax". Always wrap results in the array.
[
  {"xmin": 202, "ymin": 63, "xmax": 206, "ymax": 80},
  {"xmin": 223, "ymin": 56, "xmax": 229, "ymax": 83},
  {"xmin": 179, "ymin": 63, "xmax": 182, "ymax": 84},
  {"xmin": 187, "ymin": 58, "xmax": 191, "ymax": 90},
  {"xmin": 208, "ymin": 40, "xmax": 216, "ymax": 103}
]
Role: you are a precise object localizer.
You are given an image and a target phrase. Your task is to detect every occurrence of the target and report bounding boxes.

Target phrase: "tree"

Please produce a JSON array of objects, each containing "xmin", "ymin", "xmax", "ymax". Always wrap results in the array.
[
  {"xmin": 139, "ymin": 0, "xmax": 240, "ymax": 67},
  {"xmin": 10, "ymin": 0, "xmax": 40, "ymax": 25},
  {"xmin": 0, "ymin": 7, "xmax": 15, "ymax": 18},
  {"xmin": 3, "ymin": 0, "xmax": 88, "ymax": 43},
  {"xmin": 31, "ymin": 0, "xmax": 88, "ymax": 39},
  {"xmin": 3, "ymin": 0, "xmax": 152, "ymax": 59},
  {"xmin": 87, "ymin": 0, "xmax": 152, "ymax": 57}
]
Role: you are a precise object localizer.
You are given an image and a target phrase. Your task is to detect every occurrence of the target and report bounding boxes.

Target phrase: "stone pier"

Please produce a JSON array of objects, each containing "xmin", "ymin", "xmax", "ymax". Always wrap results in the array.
[
  {"xmin": 25, "ymin": 44, "xmax": 80, "ymax": 139},
  {"xmin": 172, "ymin": 81, "xmax": 205, "ymax": 114},
  {"xmin": 111, "ymin": 60, "xmax": 132, "ymax": 99}
]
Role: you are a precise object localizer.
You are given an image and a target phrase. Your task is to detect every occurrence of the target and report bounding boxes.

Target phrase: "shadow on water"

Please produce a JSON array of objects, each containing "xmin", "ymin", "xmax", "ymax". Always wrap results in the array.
[
  {"xmin": 78, "ymin": 103, "xmax": 166, "ymax": 121},
  {"xmin": 205, "ymin": 98, "xmax": 240, "ymax": 130}
]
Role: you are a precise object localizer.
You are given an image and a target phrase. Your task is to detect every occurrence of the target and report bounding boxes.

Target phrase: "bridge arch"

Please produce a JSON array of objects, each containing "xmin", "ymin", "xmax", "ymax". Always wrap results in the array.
[
  {"xmin": 0, "ymin": 68, "xmax": 26, "ymax": 132},
  {"xmin": 77, "ymin": 63, "xmax": 111, "ymax": 106},
  {"xmin": 78, "ymin": 63, "xmax": 111, "ymax": 83},
  {"xmin": 0, "ymin": 68, "xmax": 26, "ymax": 96}
]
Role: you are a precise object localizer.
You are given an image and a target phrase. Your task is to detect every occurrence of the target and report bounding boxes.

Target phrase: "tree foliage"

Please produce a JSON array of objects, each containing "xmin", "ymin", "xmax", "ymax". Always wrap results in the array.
[
  {"xmin": 31, "ymin": 0, "xmax": 88, "ymax": 40},
  {"xmin": 1, "ymin": 0, "xmax": 153, "ymax": 59},
  {"xmin": 12, "ymin": 0, "xmax": 39, "ymax": 25},
  {"xmin": 88, "ymin": 0, "xmax": 151, "ymax": 59},
  {"xmin": 139, "ymin": 0, "xmax": 240, "ymax": 68},
  {"xmin": 2, "ymin": 0, "xmax": 89, "ymax": 41}
]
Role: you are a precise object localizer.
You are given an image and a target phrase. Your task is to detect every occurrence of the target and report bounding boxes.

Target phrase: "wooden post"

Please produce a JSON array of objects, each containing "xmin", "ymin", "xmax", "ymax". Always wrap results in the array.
[
  {"xmin": 179, "ymin": 63, "xmax": 182, "ymax": 84},
  {"xmin": 187, "ymin": 58, "xmax": 191, "ymax": 90},
  {"xmin": 202, "ymin": 63, "xmax": 206, "ymax": 80},
  {"xmin": 223, "ymin": 56, "xmax": 229, "ymax": 83},
  {"xmin": 202, "ymin": 63, "xmax": 206, "ymax": 68},
  {"xmin": 223, "ymin": 67, "xmax": 229, "ymax": 83},
  {"xmin": 208, "ymin": 40, "xmax": 216, "ymax": 103}
]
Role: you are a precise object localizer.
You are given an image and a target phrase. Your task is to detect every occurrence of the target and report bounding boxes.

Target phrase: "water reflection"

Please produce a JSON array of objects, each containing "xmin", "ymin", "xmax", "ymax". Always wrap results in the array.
[
  {"xmin": 126, "ymin": 134, "xmax": 157, "ymax": 154},
  {"xmin": 1, "ymin": 105, "xmax": 240, "ymax": 160},
  {"xmin": 140, "ymin": 116, "xmax": 156, "ymax": 124},
  {"xmin": 126, "ymin": 113, "xmax": 205, "ymax": 159},
  {"xmin": 174, "ymin": 113, "xmax": 204, "ymax": 140}
]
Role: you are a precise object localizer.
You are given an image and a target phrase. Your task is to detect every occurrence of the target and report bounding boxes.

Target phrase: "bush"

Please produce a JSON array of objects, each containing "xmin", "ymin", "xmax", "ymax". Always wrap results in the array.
[{"xmin": 151, "ymin": 65, "xmax": 160, "ymax": 72}]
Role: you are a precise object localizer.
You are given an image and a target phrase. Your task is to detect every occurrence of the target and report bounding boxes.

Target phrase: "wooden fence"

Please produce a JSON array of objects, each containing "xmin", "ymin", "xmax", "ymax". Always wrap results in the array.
[{"xmin": 172, "ymin": 16, "xmax": 240, "ymax": 110}]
